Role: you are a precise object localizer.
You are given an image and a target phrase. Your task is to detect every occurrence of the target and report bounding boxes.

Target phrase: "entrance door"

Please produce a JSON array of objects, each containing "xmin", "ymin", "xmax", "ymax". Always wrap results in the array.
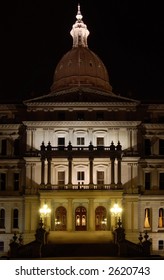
[{"xmin": 75, "ymin": 206, "xmax": 87, "ymax": 231}]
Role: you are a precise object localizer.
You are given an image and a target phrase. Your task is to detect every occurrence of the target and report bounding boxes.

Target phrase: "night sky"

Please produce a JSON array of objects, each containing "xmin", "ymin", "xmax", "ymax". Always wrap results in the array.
[{"xmin": 0, "ymin": 0, "xmax": 164, "ymax": 102}]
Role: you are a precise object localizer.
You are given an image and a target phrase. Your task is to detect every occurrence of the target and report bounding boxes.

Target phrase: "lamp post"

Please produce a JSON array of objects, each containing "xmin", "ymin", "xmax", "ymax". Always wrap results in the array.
[
  {"xmin": 110, "ymin": 203, "xmax": 122, "ymax": 229},
  {"xmin": 39, "ymin": 203, "xmax": 51, "ymax": 230}
]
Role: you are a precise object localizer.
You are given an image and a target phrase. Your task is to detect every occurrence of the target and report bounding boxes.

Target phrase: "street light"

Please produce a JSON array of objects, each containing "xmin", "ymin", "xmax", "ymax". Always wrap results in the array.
[
  {"xmin": 39, "ymin": 203, "xmax": 51, "ymax": 229},
  {"xmin": 110, "ymin": 203, "xmax": 122, "ymax": 229}
]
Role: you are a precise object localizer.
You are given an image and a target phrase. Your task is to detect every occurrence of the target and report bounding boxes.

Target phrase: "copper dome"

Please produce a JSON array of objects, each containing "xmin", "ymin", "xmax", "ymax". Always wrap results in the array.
[{"xmin": 51, "ymin": 47, "xmax": 112, "ymax": 93}]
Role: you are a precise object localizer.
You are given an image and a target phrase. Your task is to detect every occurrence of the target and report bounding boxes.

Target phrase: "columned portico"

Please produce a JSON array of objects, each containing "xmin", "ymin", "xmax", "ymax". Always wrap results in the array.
[{"xmin": 39, "ymin": 141, "xmax": 122, "ymax": 189}]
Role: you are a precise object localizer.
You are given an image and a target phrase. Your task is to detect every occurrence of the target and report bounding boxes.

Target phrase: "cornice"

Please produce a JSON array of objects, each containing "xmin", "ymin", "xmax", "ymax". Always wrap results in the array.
[
  {"xmin": 23, "ymin": 120, "xmax": 141, "ymax": 128},
  {"xmin": 0, "ymin": 124, "xmax": 21, "ymax": 130},
  {"xmin": 25, "ymin": 102, "xmax": 138, "ymax": 112},
  {"xmin": 143, "ymin": 123, "xmax": 164, "ymax": 129}
]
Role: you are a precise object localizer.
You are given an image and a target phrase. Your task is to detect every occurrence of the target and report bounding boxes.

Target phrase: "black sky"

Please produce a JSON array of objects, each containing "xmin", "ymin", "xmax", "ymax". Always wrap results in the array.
[{"xmin": 0, "ymin": 0, "xmax": 164, "ymax": 102}]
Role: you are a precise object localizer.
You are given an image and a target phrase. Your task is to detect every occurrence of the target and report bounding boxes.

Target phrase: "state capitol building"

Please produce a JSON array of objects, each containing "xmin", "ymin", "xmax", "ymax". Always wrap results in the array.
[{"xmin": 0, "ymin": 5, "xmax": 164, "ymax": 257}]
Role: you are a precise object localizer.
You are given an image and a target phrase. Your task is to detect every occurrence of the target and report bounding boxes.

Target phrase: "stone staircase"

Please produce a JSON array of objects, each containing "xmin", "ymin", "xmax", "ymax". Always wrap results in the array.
[{"xmin": 42, "ymin": 242, "xmax": 118, "ymax": 258}]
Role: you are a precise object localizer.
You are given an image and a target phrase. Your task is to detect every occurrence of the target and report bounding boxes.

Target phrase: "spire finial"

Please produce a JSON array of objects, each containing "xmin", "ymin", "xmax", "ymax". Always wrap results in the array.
[
  {"xmin": 76, "ymin": 3, "xmax": 83, "ymax": 21},
  {"xmin": 70, "ymin": 4, "xmax": 90, "ymax": 48}
]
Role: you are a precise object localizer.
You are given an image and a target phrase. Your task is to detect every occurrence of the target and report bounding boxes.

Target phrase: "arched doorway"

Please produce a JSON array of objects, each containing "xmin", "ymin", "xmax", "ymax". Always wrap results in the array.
[
  {"xmin": 95, "ymin": 206, "xmax": 107, "ymax": 230},
  {"xmin": 75, "ymin": 206, "xmax": 87, "ymax": 231},
  {"xmin": 55, "ymin": 206, "xmax": 67, "ymax": 231}
]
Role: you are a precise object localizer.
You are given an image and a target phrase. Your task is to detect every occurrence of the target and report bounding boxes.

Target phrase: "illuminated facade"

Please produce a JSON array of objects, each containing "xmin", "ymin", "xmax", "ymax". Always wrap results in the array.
[{"xmin": 0, "ymin": 5, "xmax": 164, "ymax": 256}]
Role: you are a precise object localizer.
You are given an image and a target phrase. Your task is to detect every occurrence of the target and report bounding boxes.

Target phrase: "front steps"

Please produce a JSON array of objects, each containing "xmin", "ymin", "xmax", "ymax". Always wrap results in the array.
[{"xmin": 42, "ymin": 242, "xmax": 118, "ymax": 258}]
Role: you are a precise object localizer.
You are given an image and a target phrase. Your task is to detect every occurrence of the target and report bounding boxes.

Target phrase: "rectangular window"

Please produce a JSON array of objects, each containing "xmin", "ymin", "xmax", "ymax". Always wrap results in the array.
[
  {"xmin": 145, "ymin": 172, "xmax": 151, "ymax": 190},
  {"xmin": 77, "ymin": 171, "xmax": 85, "ymax": 181},
  {"xmin": 96, "ymin": 112, "xmax": 104, "ymax": 121},
  {"xmin": 1, "ymin": 139, "xmax": 7, "ymax": 155},
  {"xmin": 77, "ymin": 112, "xmax": 85, "ymax": 121},
  {"xmin": 14, "ymin": 139, "xmax": 20, "ymax": 156},
  {"xmin": 97, "ymin": 137, "xmax": 104, "ymax": 146},
  {"xmin": 158, "ymin": 208, "xmax": 164, "ymax": 228},
  {"xmin": 77, "ymin": 137, "xmax": 85, "ymax": 145},
  {"xmin": 0, "ymin": 241, "xmax": 4, "ymax": 252},
  {"xmin": 58, "ymin": 171, "xmax": 65, "ymax": 186},
  {"xmin": 0, "ymin": 209, "xmax": 5, "ymax": 229},
  {"xmin": 13, "ymin": 173, "xmax": 19, "ymax": 191},
  {"xmin": 159, "ymin": 139, "xmax": 164, "ymax": 155},
  {"xmin": 58, "ymin": 138, "xmax": 65, "ymax": 150},
  {"xmin": 97, "ymin": 137, "xmax": 104, "ymax": 150},
  {"xmin": 13, "ymin": 209, "xmax": 19, "ymax": 228},
  {"xmin": 144, "ymin": 139, "xmax": 151, "ymax": 156},
  {"xmin": 144, "ymin": 208, "xmax": 151, "ymax": 228},
  {"xmin": 158, "ymin": 240, "xmax": 164, "ymax": 250},
  {"xmin": 58, "ymin": 112, "xmax": 65, "ymax": 121},
  {"xmin": 0, "ymin": 173, "xmax": 6, "ymax": 191},
  {"xmin": 159, "ymin": 173, "xmax": 164, "ymax": 190},
  {"xmin": 97, "ymin": 171, "xmax": 104, "ymax": 185}
]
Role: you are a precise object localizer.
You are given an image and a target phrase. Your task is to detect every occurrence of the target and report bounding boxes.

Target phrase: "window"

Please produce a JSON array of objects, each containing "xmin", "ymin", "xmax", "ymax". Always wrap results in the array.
[
  {"xmin": 0, "ymin": 209, "xmax": 5, "ymax": 229},
  {"xmin": 58, "ymin": 138, "xmax": 65, "ymax": 150},
  {"xmin": 58, "ymin": 112, "xmax": 65, "ymax": 121},
  {"xmin": 159, "ymin": 139, "xmax": 164, "ymax": 155},
  {"xmin": 58, "ymin": 171, "xmax": 65, "ymax": 187},
  {"xmin": 97, "ymin": 137, "xmax": 104, "ymax": 146},
  {"xmin": 77, "ymin": 112, "xmax": 85, "ymax": 121},
  {"xmin": 96, "ymin": 112, "xmax": 104, "ymax": 121},
  {"xmin": 158, "ymin": 208, "xmax": 164, "ymax": 228},
  {"xmin": 0, "ymin": 173, "xmax": 6, "ymax": 191},
  {"xmin": 145, "ymin": 172, "xmax": 151, "ymax": 190},
  {"xmin": 97, "ymin": 137, "xmax": 104, "ymax": 150},
  {"xmin": 97, "ymin": 171, "xmax": 104, "ymax": 185},
  {"xmin": 14, "ymin": 139, "xmax": 20, "ymax": 156},
  {"xmin": 77, "ymin": 137, "xmax": 85, "ymax": 145},
  {"xmin": 55, "ymin": 206, "xmax": 67, "ymax": 231},
  {"xmin": 144, "ymin": 139, "xmax": 151, "ymax": 156},
  {"xmin": 0, "ymin": 241, "xmax": 4, "ymax": 252},
  {"xmin": 75, "ymin": 207, "xmax": 87, "ymax": 231},
  {"xmin": 144, "ymin": 208, "xmax": 151, "ymax": 228},
  {"xmin": 13, "ymin": 209, "xmax": 19, "ymax": 228},
  {"xmin": 95, "ymin": 206, "xmax": 107, "ymax": 231},
  {"xmin": 158, "ymin": 240, "xmax": 164, "ymax": 250},
  {"xmin": 13, "ymin": 173, "xmax": 19, "ymax": 191},
  {"xmin": 159, "ymin": 173, "xmax": 164, "ymax": 190},
  {"xmin": 77, "ymin": 171, "xmax": 85, "ymax": 181},
  {"xmin": 1, "ymin": 139, "xmax": 7, "ymax": 155}
]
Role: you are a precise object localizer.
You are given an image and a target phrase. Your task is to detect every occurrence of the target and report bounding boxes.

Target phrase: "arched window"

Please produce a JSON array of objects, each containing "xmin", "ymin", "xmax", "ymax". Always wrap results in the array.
[
  {"xmin": 75, "ymin": 206, "xmax": 87, "ymax": 231},
  {"xmin": 158, "ymin": 208, "xmax": 164, "ymax": 228},
  {"xmin": 95, "ymin": 206, "xmax": 107, "ymax": 231},
  {"xmin": 0, "ymin": 209, "xmax": 5, "ymax": 229},
  {"xmin": 55, "ymin": 206, "xmax": 67, "ymax": 231},
  {"xmin": 144, "ymin": 208, "xmax": 151, "ymax": 228},
  {"xmin": 13, "ymin": 209, "xmax": 19, "ymax": 228}
]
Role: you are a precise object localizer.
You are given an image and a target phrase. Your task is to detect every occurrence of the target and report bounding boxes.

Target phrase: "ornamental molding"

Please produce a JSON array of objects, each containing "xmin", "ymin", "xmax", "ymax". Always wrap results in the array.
[
  {"xmin": 143, "ymin": 124, "xmax": 164, "ymax": 129},
  {"xmin": 0, "ymin": 124, "xmax": 21, "ymax": 130},
  {"xmin": 25, "ymin": 102, "xmax": 138, "ymax": 112},
  {"xmin": 147, "ymin": 104, "xmax": 164, "ymax": 110},
  {"xmin": 23, "ymin": 120, "xmax": 141, "ymax": 128}
]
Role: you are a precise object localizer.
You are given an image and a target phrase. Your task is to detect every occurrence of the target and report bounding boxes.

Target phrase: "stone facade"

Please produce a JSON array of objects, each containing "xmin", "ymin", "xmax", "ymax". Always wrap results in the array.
[{"xmin": 0, "ymin": 5, "xmax": 164, "ymax": 257}]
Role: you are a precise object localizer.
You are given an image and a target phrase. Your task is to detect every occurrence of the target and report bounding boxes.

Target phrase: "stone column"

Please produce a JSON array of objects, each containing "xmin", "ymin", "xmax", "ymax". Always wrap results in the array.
[
  {"xmin": 67, "ymin": 199, "xmax": 73, "ymax": 231},
  {"xmin": 111, "ymin": 158, "xmax": 115, "ymax": 186},
  {"xmin": 68, "ymin": 157, "xmax": 72, "ymax": 188},
  {"xmin": 47, "ymin": 159, "xmax": 51, "ymax": 187},
  {"xmin": 41, "ymin": 159, "xmax": 45, "ymax": 186},
  {"xmin": 117, "ymin": 158, "xmax": 122, "ymax": 186},
  {"xmin": 89, "ymin": 157, "xmax": 94, "ymax": 189},
  {"xmin": 89, "ymin": 199, "xmax": 94, "ymax": 231}
]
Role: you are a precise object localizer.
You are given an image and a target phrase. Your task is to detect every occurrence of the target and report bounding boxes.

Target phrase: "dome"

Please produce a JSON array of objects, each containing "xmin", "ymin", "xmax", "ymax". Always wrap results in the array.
[
  {"xmin": 50, "ymin": 5, "xmax": 112, "ymax": 93},
  {"xmin": 51, "ymin": 47, "xmax": 112, "ymax": 93}
]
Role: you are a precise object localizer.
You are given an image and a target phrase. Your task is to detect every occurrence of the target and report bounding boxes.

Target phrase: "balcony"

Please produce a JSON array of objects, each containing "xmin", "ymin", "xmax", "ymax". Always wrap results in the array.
[
  {"xmin": 40, "ymin": 141, "xmax": 122, "ymax": 159},
  {"xmin": 39, "ymin": 183, "xmax": 123, "ymax": 191}
]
